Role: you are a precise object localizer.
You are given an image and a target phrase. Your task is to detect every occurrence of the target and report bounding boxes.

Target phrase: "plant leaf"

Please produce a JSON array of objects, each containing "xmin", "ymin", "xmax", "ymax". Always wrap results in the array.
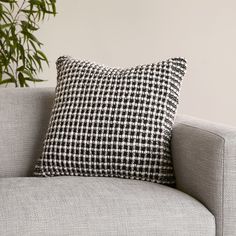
[
  {"xmin": 0, "ymin": 23, "xmax": 12, "ymax": 29},
  {"xmin": 25, "ymin": 77, "xmax": 44, "ymax": 82},
  {"xmin": 0, "ymin": 78, "xmax": 15, "ymax": 85},
  {"xmin": 16, "ymin": 65, "xmax": 25, "ymax": 71},
  {"xmin": 0, "ymin": 0, "xmax": 57, "ymax": 87},
  {"xmin": 36, "ymin": 50, "xmax": 49, "ymax": 65},
  {"xmin": 18, "ymin": 72, "xmax": 25, "ymax": 87}
]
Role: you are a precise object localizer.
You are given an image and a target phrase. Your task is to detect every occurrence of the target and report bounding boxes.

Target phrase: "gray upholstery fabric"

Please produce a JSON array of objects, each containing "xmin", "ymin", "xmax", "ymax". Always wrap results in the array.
[
  {"xmin": 0, "ymin": 88, "xmax": 54, "ymax": 177},
  {"xmin": 2, "ymin": 88, "xmax": 236, "ymax": 235},
  {"xmin": 0, "ymin": 177, "xmax": 214, "ymax": 236},
  {"xmin": 172, "ymin": 115, "xmax": 236, "ymax": 236}
]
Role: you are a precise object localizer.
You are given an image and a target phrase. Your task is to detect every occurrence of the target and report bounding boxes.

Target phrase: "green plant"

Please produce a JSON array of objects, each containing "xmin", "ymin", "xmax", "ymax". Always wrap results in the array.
[{"xmin": 0, "ymin": 0, "xmax": 56, "ymax": 87}]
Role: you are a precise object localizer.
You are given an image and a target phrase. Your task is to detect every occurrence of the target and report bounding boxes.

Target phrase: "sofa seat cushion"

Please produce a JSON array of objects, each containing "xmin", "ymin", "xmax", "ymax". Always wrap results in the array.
[{"xmin": 0, "ymin": 177, "xmax": 214, "ymax": 236}]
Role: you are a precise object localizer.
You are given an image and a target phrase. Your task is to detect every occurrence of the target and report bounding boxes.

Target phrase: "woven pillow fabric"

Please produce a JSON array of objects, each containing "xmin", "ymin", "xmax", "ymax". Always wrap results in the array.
[{"xmin": 34, "ymin": 56, "xmax": 187, "ymax": 186}]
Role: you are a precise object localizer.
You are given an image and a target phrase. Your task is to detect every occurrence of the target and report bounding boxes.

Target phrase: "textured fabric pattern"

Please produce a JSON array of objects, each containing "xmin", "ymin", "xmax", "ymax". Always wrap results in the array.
[
  {"xmin": 34, "ymin": 56, "xmax": 187, "ymax": 185},
  {"xmin": 172, "ymin": 115, "xmax": 236, "ymax": 236},
  {"xmin": 0, "ymin": 177, "xmax": 215, "ymax": 236},
  {"xmin": 0, "ymin": 88, "xmax": 54, "ymax": 177}
]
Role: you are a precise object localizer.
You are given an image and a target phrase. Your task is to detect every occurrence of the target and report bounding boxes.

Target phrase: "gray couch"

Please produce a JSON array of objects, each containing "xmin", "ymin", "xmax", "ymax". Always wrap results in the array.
[{"xmin": 0, "ymin": 88, "xmax": 235, "ymax": 236}]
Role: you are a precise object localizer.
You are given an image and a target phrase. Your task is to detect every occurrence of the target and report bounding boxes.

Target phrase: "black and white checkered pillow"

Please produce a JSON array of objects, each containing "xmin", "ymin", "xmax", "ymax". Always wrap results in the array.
[{"xmin": 34, "ymin": 56, "xmax": 187, "ymax": 186}]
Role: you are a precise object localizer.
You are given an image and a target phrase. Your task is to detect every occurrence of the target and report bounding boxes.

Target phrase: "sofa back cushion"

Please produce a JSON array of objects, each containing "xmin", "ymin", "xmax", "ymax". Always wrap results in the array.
[{"xmin": 0, "ymin": 88, "xmax": 54, "ymax": 177}]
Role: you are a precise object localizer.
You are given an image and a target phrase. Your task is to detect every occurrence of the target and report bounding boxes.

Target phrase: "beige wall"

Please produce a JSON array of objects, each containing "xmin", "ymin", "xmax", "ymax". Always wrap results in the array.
[{"xmin": 36, "ymin": 0, "xmax": 236, "ymax": 126}]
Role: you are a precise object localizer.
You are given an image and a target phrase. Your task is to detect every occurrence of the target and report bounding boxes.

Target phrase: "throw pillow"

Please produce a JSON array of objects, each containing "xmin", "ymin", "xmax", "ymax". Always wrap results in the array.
[{"xmin": 34, "ymin": 56, "xmax": 187, "ymax": 186}]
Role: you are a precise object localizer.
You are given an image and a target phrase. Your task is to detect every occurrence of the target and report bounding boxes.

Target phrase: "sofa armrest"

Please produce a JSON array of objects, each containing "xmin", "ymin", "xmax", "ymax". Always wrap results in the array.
[{"xmin": 172, "ymin": 115, "xmax": 236, "ymax": 236}]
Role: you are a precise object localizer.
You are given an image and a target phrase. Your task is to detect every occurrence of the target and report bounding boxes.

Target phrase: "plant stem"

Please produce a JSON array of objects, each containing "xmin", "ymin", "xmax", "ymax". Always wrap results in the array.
[{"xmin": 13, "ymin": 0, "xmax": 26, "ymax": 23}]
